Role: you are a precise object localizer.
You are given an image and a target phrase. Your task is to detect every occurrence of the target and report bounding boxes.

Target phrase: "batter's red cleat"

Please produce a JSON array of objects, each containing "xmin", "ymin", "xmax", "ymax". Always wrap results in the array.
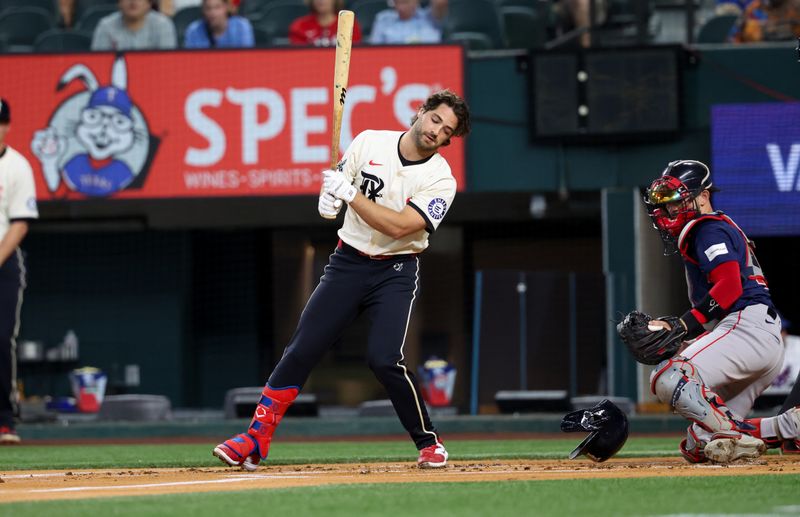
[
  {"xmin": 213, "ymin": 433, "xmax": 262, "ymax": 472},
  {"xmin": 417, "ymin": 441, "xmax": 448, "ymax": 468},
  {"xmin": 212, "ymin": 384, "xmax": 298, "ymax": 471}
]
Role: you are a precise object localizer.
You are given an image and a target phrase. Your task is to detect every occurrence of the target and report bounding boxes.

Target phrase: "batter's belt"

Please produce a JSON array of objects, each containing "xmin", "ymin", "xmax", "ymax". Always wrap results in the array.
[{"xmin": 337, "ymin": 240, "xmax": 417, "ymax": 261}]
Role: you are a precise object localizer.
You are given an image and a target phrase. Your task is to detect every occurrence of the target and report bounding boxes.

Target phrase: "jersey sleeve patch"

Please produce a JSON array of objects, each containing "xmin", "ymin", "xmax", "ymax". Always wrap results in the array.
[
  {"xmin": 704, "ymin": 242, "xmax": 729, "ymax": 262},
  {"xmin": 427, "ymin": 198, "xmax": 447, "ymax": 220}
]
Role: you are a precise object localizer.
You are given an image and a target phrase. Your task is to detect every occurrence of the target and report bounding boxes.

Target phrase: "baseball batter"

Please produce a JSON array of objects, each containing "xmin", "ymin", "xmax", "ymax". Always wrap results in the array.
[
  {"xmin": 214, "ymin": 89, "xmax": 470, "ymax": 470},
  {"xmin": 0, "ymin": 98, "xmax": 39, "ymax": 444},
  {"xmin": 640, "ymin": 159, "xmax": 799, "ymax": 463}
]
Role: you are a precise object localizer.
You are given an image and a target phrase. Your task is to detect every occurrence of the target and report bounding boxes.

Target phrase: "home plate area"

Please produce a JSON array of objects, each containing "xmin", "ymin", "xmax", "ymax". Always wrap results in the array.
[{"xmin": 3, "ymin": 457, "xmax": 800, "ymax": 503}]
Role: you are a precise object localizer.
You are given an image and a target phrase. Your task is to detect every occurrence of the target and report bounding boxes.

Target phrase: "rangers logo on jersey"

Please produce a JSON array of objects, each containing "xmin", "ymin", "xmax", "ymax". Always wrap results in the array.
[{"xmin": 428, "ymin": 198, "xmax": 447, "ymax": 220}]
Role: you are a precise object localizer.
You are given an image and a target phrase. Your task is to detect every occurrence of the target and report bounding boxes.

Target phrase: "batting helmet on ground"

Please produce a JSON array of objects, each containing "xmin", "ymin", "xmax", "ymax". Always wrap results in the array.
[{"xmin": 561, "ymin": 399, "xmax": 629, "ymax": 462}]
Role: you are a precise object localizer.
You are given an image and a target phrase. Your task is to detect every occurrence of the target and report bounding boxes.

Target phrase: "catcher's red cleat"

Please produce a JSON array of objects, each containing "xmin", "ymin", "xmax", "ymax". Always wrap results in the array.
[
  {"xmin": 703, "ymin": 432, "xmax": 766, "ymax": 463},
  {"xmin": 679, "ymin": 438, "xmax": 707, "ymax": 463},
  {"xmin": 417, "ymin": 441, "xmax": 448, "ymax": 468}
]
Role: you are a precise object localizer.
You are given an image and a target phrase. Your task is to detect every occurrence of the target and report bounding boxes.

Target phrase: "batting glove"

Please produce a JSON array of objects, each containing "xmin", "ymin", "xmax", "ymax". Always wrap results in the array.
[
  {"xmin": 323, "ymin": 169, "xmax": 357, "ymax": 203},
  {"xmin": 318, "ymin": 192, "xmax": 342, "ymax": 220}
]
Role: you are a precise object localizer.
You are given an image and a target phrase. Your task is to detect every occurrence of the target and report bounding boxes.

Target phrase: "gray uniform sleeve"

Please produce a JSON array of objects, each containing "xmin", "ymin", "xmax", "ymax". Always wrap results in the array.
[
  {"xmin": 91, "ymin": 19, "xmax": 114, "ymax": 51},
  {"xmin": 157, "ymin": 14, "xmax": 178, "ymax": 49}
]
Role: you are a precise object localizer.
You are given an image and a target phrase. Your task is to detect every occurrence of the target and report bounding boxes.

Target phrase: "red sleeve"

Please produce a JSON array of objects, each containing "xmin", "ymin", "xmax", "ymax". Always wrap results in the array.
[
  {"xmin": 288, "ymin": 18, "xmax": 306, "ymax": 45},
  {"xmin": 683, "ymin": 260, "xmax": 742, "ymax": 329},
  {"xmin": 352, "ymin": 19, "xmax": 362, "ymax": 43},
  {"xmin": 707, "ymin": 260, "xmax": 742, "ymax": 310}
]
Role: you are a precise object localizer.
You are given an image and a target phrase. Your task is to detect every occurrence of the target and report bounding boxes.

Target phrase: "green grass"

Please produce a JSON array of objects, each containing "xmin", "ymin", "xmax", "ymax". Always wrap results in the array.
[
  {"xmin": 0, "ymin": 437, "xmax": 684, "ymax": 470},
  {"xmin": 1, "ymin": 437, "xmax": 797, "ymax": 516},
  {"xmin": 2, "ymin": 476, "xmax": 800, "ymax": 517}
]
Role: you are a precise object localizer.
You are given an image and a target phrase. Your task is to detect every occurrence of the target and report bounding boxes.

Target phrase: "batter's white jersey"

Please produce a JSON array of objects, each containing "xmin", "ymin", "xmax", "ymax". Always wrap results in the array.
[
  {"xmin": 337, "ymin": 130, "xmax": 456, "ymax": 256},
  {"xmin": 0, "ymin": 145, "xmax": 38, "ymax": 239}
]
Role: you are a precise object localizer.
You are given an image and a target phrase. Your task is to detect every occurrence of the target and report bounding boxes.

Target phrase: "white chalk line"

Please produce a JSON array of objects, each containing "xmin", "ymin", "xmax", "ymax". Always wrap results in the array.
[{"xmin": 28, "ymin": 475, "xmax": 312, "ymax": 493}]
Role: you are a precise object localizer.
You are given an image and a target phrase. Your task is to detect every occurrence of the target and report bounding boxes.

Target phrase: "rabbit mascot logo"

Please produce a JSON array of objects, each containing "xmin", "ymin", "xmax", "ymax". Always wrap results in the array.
[{"xmin": 31, "ymin": 55, "xmax": 158, "ymax": 197}]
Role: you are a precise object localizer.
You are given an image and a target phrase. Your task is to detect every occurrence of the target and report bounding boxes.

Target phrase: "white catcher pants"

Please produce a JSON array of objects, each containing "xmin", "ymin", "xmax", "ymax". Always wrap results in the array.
[{"xmin": 682, "ymin": 303, "xmax": 784, "ymax": 442}]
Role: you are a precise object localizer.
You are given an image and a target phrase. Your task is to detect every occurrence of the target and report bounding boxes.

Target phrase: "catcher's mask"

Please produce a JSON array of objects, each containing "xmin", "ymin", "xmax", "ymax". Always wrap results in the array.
[
  {"xmin": 561, "ymin": 399, "xmax": 629, "ymax": 462},
  {"xmin": 644, "ymin": 160, "xmax": 714, "ymax": 255}
]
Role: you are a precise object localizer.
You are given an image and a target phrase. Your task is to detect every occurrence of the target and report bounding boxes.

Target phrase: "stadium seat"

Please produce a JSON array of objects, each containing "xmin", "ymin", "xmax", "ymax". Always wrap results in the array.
[
  {"xmin": 606, "ymin": 0, "xmax": 654, "ymax": 26},
  {"xmin": 350, "ymin": 0, "xmax": 389, "ymax": 40},
  {"xmin": 0, "ymin": 7, "xmax": 54, "ymax": 52},
  {"xmin": 34, "ymin": 28, "xmax": 92, "ymax": 52},
  {"xmin": 73, "ymin": 0, "xmax": 117, "ymax": 22},
  {"xmin": 494, "ymin": 0, "xmax": 546, "ymax": 8},
  {"xmin": 173, "ymin": 5, "xmax": 202, "ymax": 44},
  {"xmin": 252, "ymin": 26, "xmax": 270, "ymax": 48},
  {"xmin": 253, "ymin": 0, "xmax": 307, "ymax": 46},
  {"xmin": 72, "ymin": 0, "xmax": 119, "ymax": 27},
  {"xmin": 446, "ymin": 31, "xmax": 494, "ymax": 50},
  {"xmin": 696, "ymin": 14, "xmax": 737, "ymax": 44},
  {"xmin": 444, "ymin": 0, "xmax": 506, "ymax": 49},
  {"xmin": 240, "ymin": 0, "xmax": 303, "ymax": 21},
  {"xmin": 501, "ymin": 5, "xmax": 547, "ymax": 49},
  {"xmin": 0, "ymin": 0, "xmax": 59, "ymax": 24},
  {"xmin": 74, "ymin": 4, "xmax": 117, "ymax": 33}
]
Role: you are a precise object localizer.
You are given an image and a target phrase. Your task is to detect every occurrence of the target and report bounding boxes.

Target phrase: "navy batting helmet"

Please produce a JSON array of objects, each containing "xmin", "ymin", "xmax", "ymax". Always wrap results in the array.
[{"xmin": 561, "ymin": 399, "xmax": 629, "ymax": 462}]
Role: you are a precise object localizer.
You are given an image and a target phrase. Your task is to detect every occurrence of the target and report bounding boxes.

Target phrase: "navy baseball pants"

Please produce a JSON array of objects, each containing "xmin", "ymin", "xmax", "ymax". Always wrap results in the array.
[
  {"xmin": 269, "ymin": 242, "xmax": 439, "ymax": 450},
  {"xmin": 0, "ymin": 250, "xmax": 24, "ymax": 429}
]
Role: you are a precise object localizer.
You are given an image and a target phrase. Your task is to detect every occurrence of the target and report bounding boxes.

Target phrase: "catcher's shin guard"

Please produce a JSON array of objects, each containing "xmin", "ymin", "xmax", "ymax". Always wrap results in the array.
[
  {"xmin": 650, "ymin": 358, "xmax": 756, "ymax": 437},
  {"xmin": 213, "ymin": 385, "xmax": 298, "ymax": 470}
]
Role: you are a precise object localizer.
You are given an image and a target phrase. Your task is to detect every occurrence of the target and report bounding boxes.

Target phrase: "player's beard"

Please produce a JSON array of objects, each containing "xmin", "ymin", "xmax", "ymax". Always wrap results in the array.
[{"xmin": 410, "ymin": 123, "xmax": 439, "ymax": 155}]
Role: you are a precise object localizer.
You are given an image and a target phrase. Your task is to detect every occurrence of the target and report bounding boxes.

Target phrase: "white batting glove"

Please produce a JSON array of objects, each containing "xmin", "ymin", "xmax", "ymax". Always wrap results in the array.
[
  {"xmin": 322, "ymin": 169, "xmax": 357, "ymax": 203},
  {"xmin": 318, "ymin": 192, "xmax": 342, "ymax": 220}
]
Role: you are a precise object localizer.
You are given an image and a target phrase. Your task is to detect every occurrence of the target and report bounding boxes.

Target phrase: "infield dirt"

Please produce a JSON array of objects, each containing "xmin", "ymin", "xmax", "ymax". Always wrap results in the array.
[{"xmin": 2, "ymin": 456, "xmax": 800, "ymax": 503}]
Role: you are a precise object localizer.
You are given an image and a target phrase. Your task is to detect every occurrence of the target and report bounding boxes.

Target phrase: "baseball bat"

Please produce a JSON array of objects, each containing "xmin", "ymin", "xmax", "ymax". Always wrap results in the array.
[{"xmin": 322, "ymin": 9, "xmax": 355, "ymax": 198}]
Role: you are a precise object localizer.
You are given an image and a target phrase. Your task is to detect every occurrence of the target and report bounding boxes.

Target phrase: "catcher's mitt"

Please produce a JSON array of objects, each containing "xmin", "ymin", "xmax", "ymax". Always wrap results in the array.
[{"xmin": 616, "ymin": 310, "xmax": 687, "ymax": 365}]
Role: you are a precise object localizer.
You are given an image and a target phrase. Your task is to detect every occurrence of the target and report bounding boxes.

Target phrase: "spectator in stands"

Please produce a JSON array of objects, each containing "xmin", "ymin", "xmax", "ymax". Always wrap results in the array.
[
  {"xmin": 555, "ymin": 0, "xmax": 608, "ymax": 48},
  {"xmin": 289, "ymin": 0, "xmax": 363, "ymax": 47},
  {"xmin": 91, "ymin": 0, "xmax": 177, "ymax": 50},
  {"xmin": 427, "ymin": 0, "xmax": 448, "ymax": 29},
  {"xmin": 370, "ymin": 0, "xmax": 442, "ymax": 45},
  {"xmin": 733, "ymin": 0, "xmax": 800, "ymax": 42},
  {"xmin": 58, "ymin": 0, "xmax": 76, "ymax": 28},
  {"xmin": 715, "ymin": 0, "xmax": 751, "ymax": 15},
  {"xmin": 184, "ymin": 0, "xmax": 254, "ymax": 48}
]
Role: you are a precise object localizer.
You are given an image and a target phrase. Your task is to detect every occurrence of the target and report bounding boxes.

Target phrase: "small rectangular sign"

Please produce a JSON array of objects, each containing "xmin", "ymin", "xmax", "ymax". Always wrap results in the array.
[{"xmin": 712, "ymin": 102, "xmax": 800, "ymax": 236}]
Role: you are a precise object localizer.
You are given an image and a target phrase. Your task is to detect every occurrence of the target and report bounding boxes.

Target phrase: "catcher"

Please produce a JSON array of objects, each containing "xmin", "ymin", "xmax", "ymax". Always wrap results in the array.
[{"xmin": 618, "ymin": 160, "xmax": 799, "ymax": 463}]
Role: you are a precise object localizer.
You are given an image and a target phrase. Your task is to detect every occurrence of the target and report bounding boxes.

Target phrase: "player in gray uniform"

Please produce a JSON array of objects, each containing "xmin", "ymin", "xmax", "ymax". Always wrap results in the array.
[
  {"xmin": 643, "ymin": 160, "xmax": 799, "ymax": 463},
  {"xmin": 0, "ymin": 98, "xmax": 39, "ymax": 444},
  {"xmin": 214, "ymin": 89, "xmax": 470, "ymax": 470}
]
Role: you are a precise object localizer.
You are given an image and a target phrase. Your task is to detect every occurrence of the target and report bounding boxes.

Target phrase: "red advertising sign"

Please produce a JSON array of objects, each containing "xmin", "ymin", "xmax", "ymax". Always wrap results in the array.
[{"xmin": 0, "ymin": 46, "xmax": 464, "ymax": 200}]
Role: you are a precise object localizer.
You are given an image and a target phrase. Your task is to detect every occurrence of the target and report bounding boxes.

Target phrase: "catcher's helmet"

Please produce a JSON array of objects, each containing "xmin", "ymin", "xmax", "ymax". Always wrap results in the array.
[
  {"xmin": 644, "ymin": 160, "xmax": 714, "ymax": 255},
  {"xmin": 561, "ymin": 399, "xmax": 629, "ymax": 462}
]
